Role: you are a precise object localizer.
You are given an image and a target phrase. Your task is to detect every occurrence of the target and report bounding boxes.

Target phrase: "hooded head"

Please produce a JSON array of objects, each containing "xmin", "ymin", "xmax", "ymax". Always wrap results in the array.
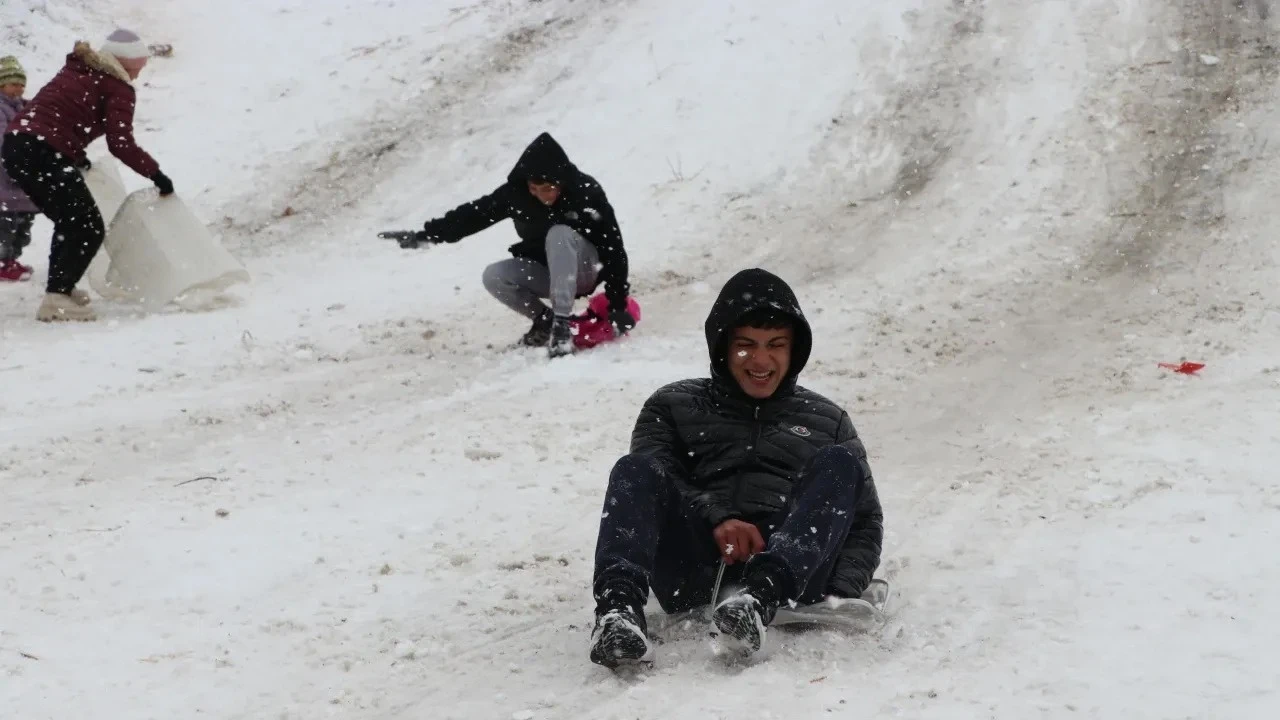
[
  {"xmin": 704, "ymin": 268, "xmax": 813, "ymax": 400},
  {"xmin": 508, "ymin": 132, "xmax": 579, "ymax": 205}
]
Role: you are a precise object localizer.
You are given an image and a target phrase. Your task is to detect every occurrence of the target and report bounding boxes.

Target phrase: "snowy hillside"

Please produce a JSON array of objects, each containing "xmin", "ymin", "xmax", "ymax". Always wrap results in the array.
[{"xmin": 4, "ymin": 0, "xmax": 1280, "ymax": 718}]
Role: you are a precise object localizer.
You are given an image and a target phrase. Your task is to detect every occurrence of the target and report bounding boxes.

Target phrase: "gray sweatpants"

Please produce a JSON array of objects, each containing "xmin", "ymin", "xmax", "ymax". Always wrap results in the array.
[{"xmin": 482, "ymin": 224, "xmax": 600, "ymax": 319}]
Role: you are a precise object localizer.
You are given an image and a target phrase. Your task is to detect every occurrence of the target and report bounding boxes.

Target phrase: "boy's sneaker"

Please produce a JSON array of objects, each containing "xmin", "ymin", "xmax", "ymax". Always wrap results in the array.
[
  {"xmin": 589, "ymin": 586, "xmax": 652, "ymax": 668},
  {"xmin": 519, "ymin": 309, "xmax": 553, "ymax": 347},
  {"xmin": 548, "ymin": 314, "xmax": 574, "ymax": 358},
  {"xmin": 712, "ymin": 568, "xmax": 786, "ymax": 653}
]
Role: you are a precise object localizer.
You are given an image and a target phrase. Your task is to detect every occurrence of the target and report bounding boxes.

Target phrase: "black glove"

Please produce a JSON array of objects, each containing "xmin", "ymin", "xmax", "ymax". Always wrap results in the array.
[
  {"xmin": 378, "ymin": 230, "xmax": 442, "ymax": 249},
  {"xmin": 152, "ymin": 171, "xmax": 174, "ymax": 196},
  {"xmin": 608, "ymin": 306, "xmax": 636, "ymax": 336},
  {"xmin": 74, "ymin": 156, "xmax": 92, "ymax": 171}
]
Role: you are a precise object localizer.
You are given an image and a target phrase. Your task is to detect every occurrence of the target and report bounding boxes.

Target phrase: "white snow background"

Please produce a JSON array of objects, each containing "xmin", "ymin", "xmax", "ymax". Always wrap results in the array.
[{"xmin": 2, "ymin": 0, "xmax": 1279, "ymax": 718}]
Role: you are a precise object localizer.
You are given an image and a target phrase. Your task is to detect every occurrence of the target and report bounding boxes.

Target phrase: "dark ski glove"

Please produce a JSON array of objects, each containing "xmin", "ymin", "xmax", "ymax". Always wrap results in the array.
[
  {"xmin": 378, "ymin": 230, "xmax": 440, "ymax": 249},
  {"xmin": 152, "ymin": 171, "xmax": 174, "ymax": 197},
  {"xmin": 609, "ymin": 307, "xmax": 636, "ymax": 336},
  {"xmin": 74, "ymin": 156, "xmax": 92, "ymax": 171}
]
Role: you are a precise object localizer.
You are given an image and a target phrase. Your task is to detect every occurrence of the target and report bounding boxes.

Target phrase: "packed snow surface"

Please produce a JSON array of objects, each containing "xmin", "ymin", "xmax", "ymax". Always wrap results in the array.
[{"xmin": 3, "ymin": 1, "xmax": 1279, "ymax": 718}]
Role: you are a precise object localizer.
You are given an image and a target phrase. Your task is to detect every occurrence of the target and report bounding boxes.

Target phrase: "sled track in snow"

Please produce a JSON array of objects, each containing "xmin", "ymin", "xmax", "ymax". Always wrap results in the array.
[
  {"xmin": 601, "ymin": 1, "xmax": 995, "ymax": 336},
  {"xmin": 708, "ymin": 0, "xmax": 990, "ymax": 286},
  {"xmin": 852, "ymin": 0, "xmax": 986, "ymax": 207},
  {"xmin": 1083, "ymin": 0, "xmax": 1278, "ymax": 278},
  {"xmin": 385, "ymin": 605, "xmax": 905, "ymax": 720},
  {"xmin": 734, "ymin": 0, "xmax": 1280, "ymax": 422},
  {"xmin": 974, "ymin": 0, "xmax": 1280, "ymax": 407}
]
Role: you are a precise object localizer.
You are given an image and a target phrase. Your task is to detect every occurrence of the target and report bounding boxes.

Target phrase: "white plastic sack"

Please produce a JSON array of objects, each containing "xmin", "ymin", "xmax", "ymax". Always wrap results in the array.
[
  {"xmin": 81, "ymin": 154, "xmax": 129, "ymax": 219},
  {"xmin": 97, "ymin": 188, "xmax": 250, "ymax": 312},
  {"xmin": 82, "ymin": 156, "xmax": 129, "ymax": 297}
]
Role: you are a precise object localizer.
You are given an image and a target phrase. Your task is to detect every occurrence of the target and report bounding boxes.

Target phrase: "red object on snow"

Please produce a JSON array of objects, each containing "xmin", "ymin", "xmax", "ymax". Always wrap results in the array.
[
  {"xmin": 570, "ymin": 293, "xmax": 641, "ymax": 349},
  {"xmin": 1158, "ymin": 361, "xmax": 1205, "ymax": 375},
  {"xmin": 0, "ymin": 259, "xmax": 33, "ymax": 282}
]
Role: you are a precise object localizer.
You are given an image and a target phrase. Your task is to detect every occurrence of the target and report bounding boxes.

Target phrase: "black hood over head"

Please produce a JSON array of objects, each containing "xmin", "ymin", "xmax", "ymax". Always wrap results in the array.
[
  {"xmin": 704, "ymin": 268, "xmax": 813, "ymax": 392},
  {"xmin": 508, "ymin": 132, "xmax": 580, "ymax": 186}
]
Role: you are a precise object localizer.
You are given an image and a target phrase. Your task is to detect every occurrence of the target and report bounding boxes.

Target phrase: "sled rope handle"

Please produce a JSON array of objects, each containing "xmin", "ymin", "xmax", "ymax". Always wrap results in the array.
[{"xmin": 705, "ymin": 559, "xmax": 728, "ymax": 622}]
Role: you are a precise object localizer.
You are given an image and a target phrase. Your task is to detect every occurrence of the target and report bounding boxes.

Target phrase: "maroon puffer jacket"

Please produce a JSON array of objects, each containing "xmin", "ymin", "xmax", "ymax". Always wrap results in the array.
[{"xmin": 4, "ymin": 42, "xmax": 160, "ymax": 179}]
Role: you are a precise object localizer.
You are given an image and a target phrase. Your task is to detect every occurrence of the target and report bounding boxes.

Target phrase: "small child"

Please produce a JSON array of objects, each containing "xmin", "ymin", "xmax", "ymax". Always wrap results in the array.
[{"xmin": 0, "ymin": 55, "xmax": 37, "ymax": 281}]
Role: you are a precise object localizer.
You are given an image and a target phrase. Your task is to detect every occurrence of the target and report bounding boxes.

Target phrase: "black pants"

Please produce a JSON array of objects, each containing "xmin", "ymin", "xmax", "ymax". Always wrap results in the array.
[
  {"xmin": 592, "ymin": 445, "xmax": 866, "ymax": 614},
  {"xmin": 0, "ymin": 133, "xmax": 104, "ymax": 294}
]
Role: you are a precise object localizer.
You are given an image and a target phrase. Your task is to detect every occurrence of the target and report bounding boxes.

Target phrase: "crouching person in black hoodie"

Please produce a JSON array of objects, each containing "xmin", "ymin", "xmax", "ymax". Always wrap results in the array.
[
  {"xmin": 588, "ymin": 268, "xmax": 885, "ymax": 668},
  {"xmin": 380, "ymin": 132, "xmax": 635, "ymax": 358}
]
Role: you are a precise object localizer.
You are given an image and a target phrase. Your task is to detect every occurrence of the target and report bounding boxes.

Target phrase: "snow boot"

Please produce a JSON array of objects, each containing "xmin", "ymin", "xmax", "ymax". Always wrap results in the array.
[
  {"xmin": 0, "ymin": 259, "xmax": 32, "ymax": 282},
  {"xmin": 36, "ymin": 292, "xmax": 97, "ymax": 322},
  {"xmin": 548, "ymin": 314, "xmax": 574, "ymax": 358},
  {"xmin": 69, "ymin": 287, "xmax": 92, "ymax": 306},
  {"xmin": 520, "ymin": 308, "xmax": 554, "ymax": 347},
  {"xmin": 712, "ymin": 567, "xmax": 787, "ymax": 653},
  {"xmin": 589, "ymin": 587, "xmax": 652, "ymax": 668}
]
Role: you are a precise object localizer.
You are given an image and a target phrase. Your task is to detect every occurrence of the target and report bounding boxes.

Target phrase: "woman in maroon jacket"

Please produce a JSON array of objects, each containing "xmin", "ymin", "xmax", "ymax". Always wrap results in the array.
[{"xmin": 0, "ymin": 29, "xmax": 174, "ymax": 322}]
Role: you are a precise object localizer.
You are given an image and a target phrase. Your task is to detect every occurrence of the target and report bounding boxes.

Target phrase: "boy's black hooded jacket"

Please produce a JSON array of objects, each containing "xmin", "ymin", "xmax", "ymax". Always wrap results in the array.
[{"xmin": 629, "ymin": 268, "xmax": 884, "ymax": 598}]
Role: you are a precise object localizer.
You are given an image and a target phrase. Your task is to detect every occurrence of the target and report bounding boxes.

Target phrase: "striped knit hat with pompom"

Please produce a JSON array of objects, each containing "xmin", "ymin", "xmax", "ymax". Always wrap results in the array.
[{"xmin": 0, "ymin": 55, "xmax": 26, "ymax": 86}]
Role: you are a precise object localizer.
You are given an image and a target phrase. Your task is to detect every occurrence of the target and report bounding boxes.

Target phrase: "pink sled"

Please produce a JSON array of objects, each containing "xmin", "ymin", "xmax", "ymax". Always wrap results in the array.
[{"xmin": 569, "ymin": 293, "xmax": 642, "ymax": 349}]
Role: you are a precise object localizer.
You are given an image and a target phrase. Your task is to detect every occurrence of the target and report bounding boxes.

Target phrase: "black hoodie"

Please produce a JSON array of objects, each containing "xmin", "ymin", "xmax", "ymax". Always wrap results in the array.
[
  {"xmin": 420, "ymin": 132, "xmax": 631, "ymax": 309},
  {"xmin": 703, "ymin": 267, "xmax": 814, "ymax": 393},
  {"xmin": 630, "ymin": 268, "xmax": 884, "ymax": 598}
]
